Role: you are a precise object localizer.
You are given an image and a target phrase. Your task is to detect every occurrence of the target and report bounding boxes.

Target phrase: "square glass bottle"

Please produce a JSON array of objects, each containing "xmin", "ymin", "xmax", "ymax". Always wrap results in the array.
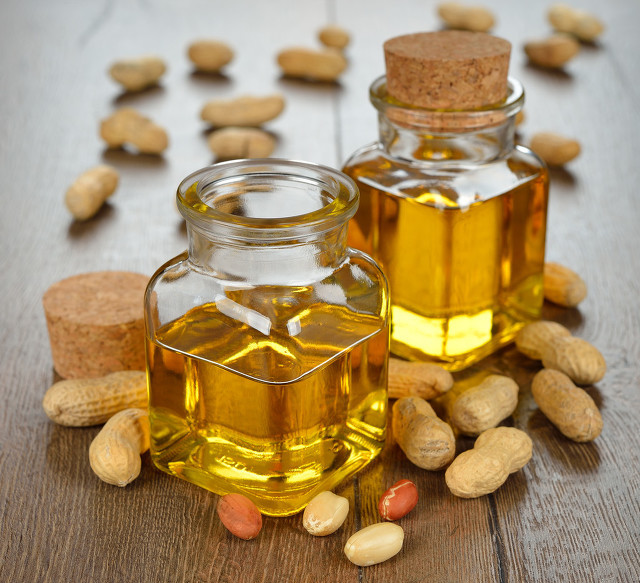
[
  {"xmin": 144, "ymin": 160, "xmax": 389, "ymax": 516},
  {"xmin": 342, "ymin": 31, "xmax": 549, "ymax": 370}
]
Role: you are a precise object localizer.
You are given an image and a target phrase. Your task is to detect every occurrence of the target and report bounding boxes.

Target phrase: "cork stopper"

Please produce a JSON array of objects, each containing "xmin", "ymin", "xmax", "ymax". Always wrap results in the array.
[
  {"xmin": 43, "ymin": 271, "xmax": 149, "ymax": 379},
  {"xmin": 384, "ymin": 31, "xmax": 511, "ymax": 109}
]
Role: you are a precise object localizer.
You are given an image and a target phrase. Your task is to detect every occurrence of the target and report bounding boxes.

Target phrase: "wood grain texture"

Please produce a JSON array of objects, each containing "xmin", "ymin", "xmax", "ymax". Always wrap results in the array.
[{"xmin": 1, "ymin": 0, "xmax": 639, "ymax": 582}]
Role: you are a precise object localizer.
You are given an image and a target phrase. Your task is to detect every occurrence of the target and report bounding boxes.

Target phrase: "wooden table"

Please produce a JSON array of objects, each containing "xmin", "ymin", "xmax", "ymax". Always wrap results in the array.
[{"xmin": 2, "ymin": 1, "xmax": 639, "ymax": 581}]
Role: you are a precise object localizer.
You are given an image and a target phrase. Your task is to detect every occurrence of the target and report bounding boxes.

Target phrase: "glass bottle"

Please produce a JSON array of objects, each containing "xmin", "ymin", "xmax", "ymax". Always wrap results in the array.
[
  {"xmin": 342, "ymin": 31, "xmax": 549, "ymax": 371},
  {"xmin": 144, "ymin": 160, "xmax": 389, "ymax": 516}
]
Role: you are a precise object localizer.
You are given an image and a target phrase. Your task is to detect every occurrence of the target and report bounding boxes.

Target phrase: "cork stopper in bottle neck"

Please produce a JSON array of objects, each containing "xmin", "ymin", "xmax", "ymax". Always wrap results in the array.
[{"xmin": 383, "ymin": 31, "xmax": 511, "ymax": 110}]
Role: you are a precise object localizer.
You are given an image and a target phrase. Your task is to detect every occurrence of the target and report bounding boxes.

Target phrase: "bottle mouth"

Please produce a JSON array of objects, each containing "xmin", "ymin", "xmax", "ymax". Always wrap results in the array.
[
  {"xmin": 370, "ymin": 75, "xmax": 524, "ymax": 131},
  {"xmin": 177, "ymin": 159, "xmax": 359, "ymax": 242}
]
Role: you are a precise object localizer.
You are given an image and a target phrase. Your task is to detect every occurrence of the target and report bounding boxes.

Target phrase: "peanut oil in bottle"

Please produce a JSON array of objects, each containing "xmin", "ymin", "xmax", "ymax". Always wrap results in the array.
[
  {"xmin": 147, "ymin": 301, "xmax": 387, "ymax": 517},
  {"xmin": 144, "ymin": 161, "xmax": 389, "ymax": 516},
  {"xmin": 342, "ymin": 31, "xmax": 549, "ymax": 371}
]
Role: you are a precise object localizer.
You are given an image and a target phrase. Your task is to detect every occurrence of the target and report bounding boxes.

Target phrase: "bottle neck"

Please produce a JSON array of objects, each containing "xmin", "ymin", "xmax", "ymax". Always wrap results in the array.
[
  {"xmin": 378, "ymin": 113, "xmax": 516, "ymax": 164},
  {"xmin": 177, "ymin": 160, "xmax": 358, "ymax": 286},
  {"xmin": 186, "ymin": 223, "xmax": 348, "ymax": 285},
  {"xmin": 370, "ymin": 75, "xmax": 524, "ymax": 166}
]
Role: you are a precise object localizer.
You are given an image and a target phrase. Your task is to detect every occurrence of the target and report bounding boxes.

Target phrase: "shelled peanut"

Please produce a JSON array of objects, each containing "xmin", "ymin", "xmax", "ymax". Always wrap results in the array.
[
  {"xmin": 392, "ymin": 396, "xmax": 456, "ymax": 470},
  {"xmin": 530, "ymin": 133, "xmax": 581, "ymax": 167},
  {"xmin": 89, "ymin": 408, "xmax": 150, "ymax": 487},
  {"xmin": 303, "ymin": 491, "xmax": 349, "ymax": 536},
  {"xmin": 217, "ymin": 493, "xmax": 263, "ymax": 540},
  {"xmin": 388, "ymin": 357, "xmax": 453, "ymax": 400},
  {"xmin": 108, "ymin": 55, "xmax": 166, "ymax": 92},
  {"xmin": 42, "ymin": 370, "xmax": 147, "ymax": 426},
  {"xmin": 277, "ymin": 47, "xmax": 347, "ymax": 82},
  {"xmin": 318, "ymin": 25, "xmax": 351, "ymax": 50},
  {"xmin": 543, "ymin": 262, "xmax": 587, "ymax": 307},
  {"xmin": 100, "ymin": 108, "xmax": 169, "ymax": 154},
  {"xmin": 64, "ymin": 165, "xmax": 119, "ymax": 220},
  {"xmin": 451, "ymin": 375, "xmax": 519, "ymax": 436},
  {"xmin": 207, "ymin": 127, "xmax": 275, "ymax": 160},
  {"xmin": 531, "ymin": 369, "xmax": 602, "ymax": 442},
  {"xmin": 201, "ymin": 94, "xmax": 285, "ymax": 127},
  {"xmin": 344, "ymin": 523, "xmax": 404, "ymax": 567},
  {"xmin": 548, "ymin": 4, "xmax": 605, "ymax": 42},
  {"xmin": 524, "ymin": 34, "xmax": 580, "ymax": 68},
  {"xmin": 445, "ymin": 427, "xmax": 533, "ymax": 498},
  {"xmin": 437, "ymin": 2, "xmax": 495, "ymax": 32},
  {"xmin": 378, "ymin": 479, "xmax": 418, "ymax": 521},
  {"xmin": 187, "ymin": 39, "xmax": 234, "ymax": 72}
]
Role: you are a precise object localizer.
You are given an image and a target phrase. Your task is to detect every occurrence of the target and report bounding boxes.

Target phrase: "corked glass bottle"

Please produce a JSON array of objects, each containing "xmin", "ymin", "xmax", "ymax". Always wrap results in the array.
[{"xmin": 342, "ymin": 31, "xmax": 549, "ymax": 371}]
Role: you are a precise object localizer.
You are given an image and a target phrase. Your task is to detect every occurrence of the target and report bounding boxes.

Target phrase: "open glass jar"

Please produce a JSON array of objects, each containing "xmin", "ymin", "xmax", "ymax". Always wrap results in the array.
[{"xmin": 144, "ymin": 160, "xmax": 389, "ymax": 516}]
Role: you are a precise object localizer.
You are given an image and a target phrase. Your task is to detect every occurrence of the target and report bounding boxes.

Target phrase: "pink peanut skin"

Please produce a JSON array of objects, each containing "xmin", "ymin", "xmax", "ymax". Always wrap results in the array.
[
  {"xmin": 378, "ymin": 479, "xmax": 419, "ymax": 521},
  {"xmin": 217, "ymin": 493, "xmax": 263, "ymax": 540}
]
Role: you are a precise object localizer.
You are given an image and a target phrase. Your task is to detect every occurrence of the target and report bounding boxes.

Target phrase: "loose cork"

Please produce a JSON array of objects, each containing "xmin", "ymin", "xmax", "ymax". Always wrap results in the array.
[
  {"xmin": 43, "ymin": 271, "xmax": 149, "ymax": 379},
  {"xmin": 384, "ymin": 31, "xmax": 511, "ymax": 109}
]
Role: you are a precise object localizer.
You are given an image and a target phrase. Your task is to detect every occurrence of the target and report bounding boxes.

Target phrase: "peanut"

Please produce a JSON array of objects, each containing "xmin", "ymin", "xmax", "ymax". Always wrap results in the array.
[
  {"xmin": 543, "ymin": 261, "xmax": 587, "ymax": 307},
  {"xmin": 437, "ymin": 2, "xmax": 495, "ymax": 33},
  {"xmin": 318, "ymin": 25, "xmax": 351, "ymax": 50},
  {"xmin": 388, "ymin": 357, "xmax": 453, "ymax": 400},
  {"xmin": 100, "ymin": 108, "xmax": 169, "ymax": 155},
  {"xmin": 524, "ymin": 34, "xmax": 580, "ymax": 68},
  {"xmin": 277, "ymin": 47, "xmax": 347, "ymax": 82},
  {"xmin": 378, "ymin": 479, "xmax": 418, "ymax": 521},
  {"xmin": 548, "ymin": 4, "xmax": 604, "ymax": 42},
  {"xmin": 187, "ymin": 39, "xmax": 234, "ymax": 72},
  {"xmin": 89, "ymin": 408, "xmax": 150, "ymax": 487},
  {"xmin": 64, "ymin": 165, "xmax": 119, "ymax": 220},
  {"xmin": 302, "ymin": 491, "xmax": 349, "ymax": 536},
  {"xmin": 451, "ymin": 375, "xmax": 519, "ymax": 436},
  {"xmin": 530, "ymin": 133, "xmax": 581, "ymax": 167},
  {"xmin": 515, "ymin": 320, "xmax": 572, "ymax": 360},
  {"xmin": 217, "ymin": 493, "xmax": 263, "ymax": 540},
  {"xmin": 541, "ymin": 336, "xmax": 606, "ymax": 385},
  {"xmin": 531, "ymin": 369, "xmax": 603, "ymax": 442},
  {"xmin": 207, "ymin": 127, "xmax": 275, "ymax": 160},
  {"xmin": 344, "ymin": 523, "xmax": 404, "ymax": 567},
  {"xmin": 392, "ymin": 396, "xmax": 456, "ymax": 470},
  {"xmin": 42, "ymin": 370, "xmax": 147, "ymax": 427},
  {"xmin": 445, "ymin": 427, "xmax": 532, "ymax": 498},
  {"xmin": 201, "ymin": 94, "xmax": 285, "ymax": 128},
  {"xmin": 108, "ymin": 56, "xmax": 166, "ymax": 92}
]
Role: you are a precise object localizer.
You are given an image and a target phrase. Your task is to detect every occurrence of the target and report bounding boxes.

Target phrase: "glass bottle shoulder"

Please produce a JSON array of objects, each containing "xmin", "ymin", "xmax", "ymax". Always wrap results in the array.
[
  {"xmin": 146, "ymin": 249, "xmax": 388, "ymax": 325},
  {"xmin": 343, "ymin": 141, "xmax": 548, "ymax": 209},
  {"xmin": 144, "ymin": 248, "xmax": 389, "ymax": 382}
]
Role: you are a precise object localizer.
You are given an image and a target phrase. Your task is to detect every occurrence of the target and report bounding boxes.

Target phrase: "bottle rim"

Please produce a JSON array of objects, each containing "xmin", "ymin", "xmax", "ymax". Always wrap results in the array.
[
  {"xmin": 369, "ymin": 75, "xmax": 524, "ymax": 131},
  {"xmin": 177, "ymin": 159, "xmax": 359, "ymax": 241}
]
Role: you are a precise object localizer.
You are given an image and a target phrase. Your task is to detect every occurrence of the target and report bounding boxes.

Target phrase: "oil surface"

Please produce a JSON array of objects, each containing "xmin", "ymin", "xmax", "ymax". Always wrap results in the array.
[
  {"xmin": 147, "ymin": 299, "xmax": 387, "ymax": 516},
  {"xmin": 344, "ymin": 151, "xmax": 548, "ymax": 370}
]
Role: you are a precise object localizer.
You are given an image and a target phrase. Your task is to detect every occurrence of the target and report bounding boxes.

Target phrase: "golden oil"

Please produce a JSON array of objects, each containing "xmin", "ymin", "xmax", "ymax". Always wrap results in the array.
[
  {"xmin": 147, "ymin": 301, "xmax": 387, "ymax": 517},
  {"xmin": 344, "ymin": 152, "xmax": 548, "ymax": 370}
]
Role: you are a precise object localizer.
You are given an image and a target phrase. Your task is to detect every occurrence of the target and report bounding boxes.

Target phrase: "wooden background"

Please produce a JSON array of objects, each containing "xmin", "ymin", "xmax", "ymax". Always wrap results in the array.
[{"xmin": 1, "ymin": 0, "xmax": 639, "ymax": 581}]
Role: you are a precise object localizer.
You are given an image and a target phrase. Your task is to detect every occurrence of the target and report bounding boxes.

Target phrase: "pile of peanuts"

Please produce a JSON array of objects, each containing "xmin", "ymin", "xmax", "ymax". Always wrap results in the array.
[
  {"xmin": 65, "ymin": 3, "xmax": 605, "ymax": 222},
  {"xmin": 64, "ymin": 24, "xmax": 351, "ymax": 221},
  {"xmin": 42, "ymin": 257, "xmax": 603, "ymax": 566}
]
